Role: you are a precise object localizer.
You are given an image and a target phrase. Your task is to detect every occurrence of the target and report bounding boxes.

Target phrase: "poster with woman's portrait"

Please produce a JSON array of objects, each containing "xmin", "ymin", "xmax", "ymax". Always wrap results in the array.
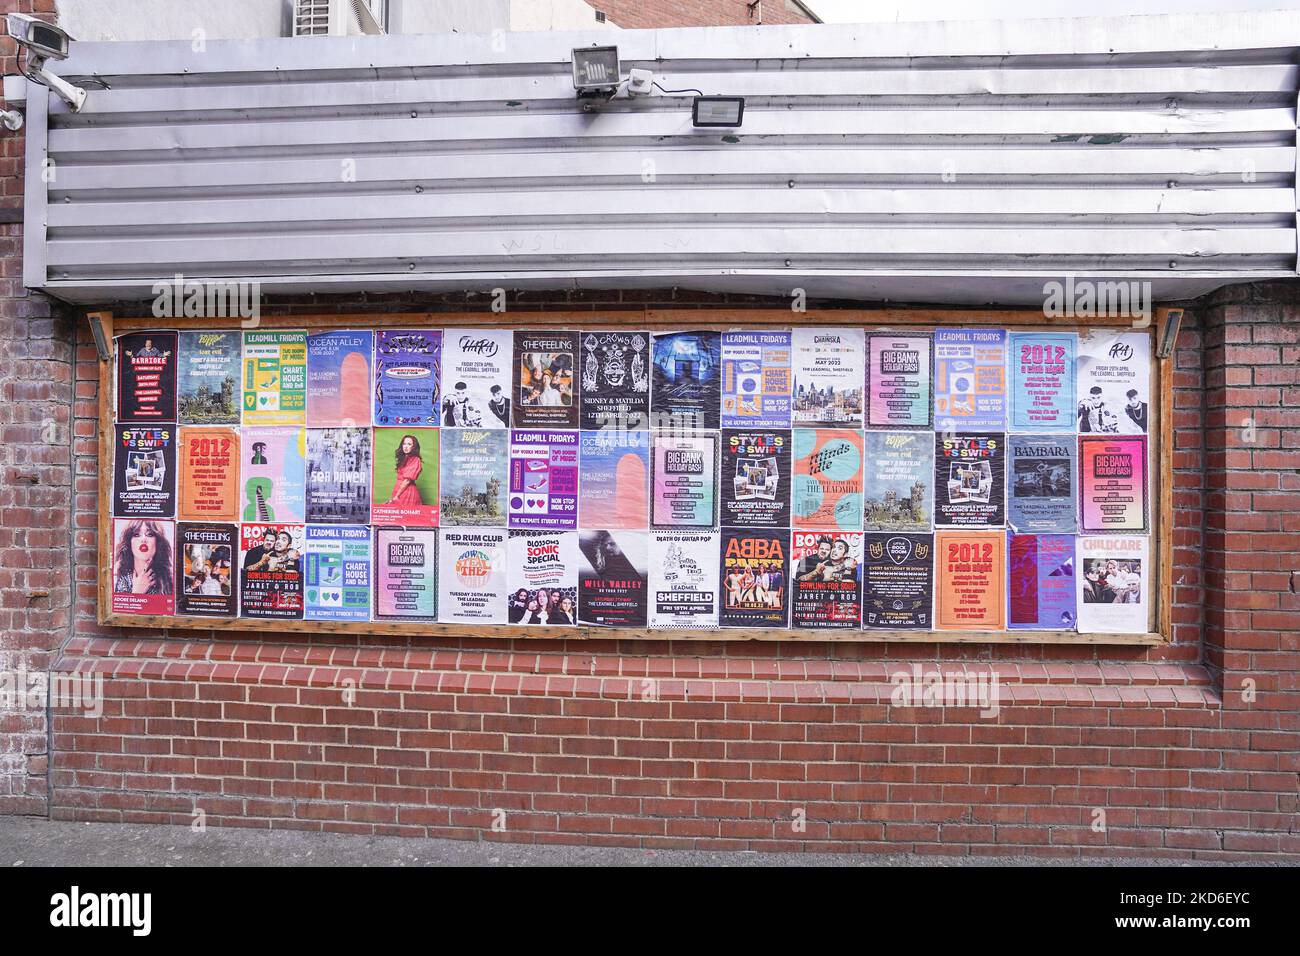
[
  {"xmin": 111, "ymin": 518, "xmax": 176, "ymax": 616},
  {"xmin": 371, "ymin": 427, "xmax": 440, "ymax": 526}
]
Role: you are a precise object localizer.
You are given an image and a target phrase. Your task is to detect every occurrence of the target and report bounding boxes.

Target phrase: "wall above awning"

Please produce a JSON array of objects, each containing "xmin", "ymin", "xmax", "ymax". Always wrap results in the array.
[{"xmin": 19, "ymin": 10, "xmax": 1300, "ymax": 306}]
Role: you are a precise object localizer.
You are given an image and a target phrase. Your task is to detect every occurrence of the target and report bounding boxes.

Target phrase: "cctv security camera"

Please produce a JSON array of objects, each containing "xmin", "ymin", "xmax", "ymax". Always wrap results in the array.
[
  {"xmin": 5, "ymin": 13, "xmax": 86, "ymax": 113},
  {"xmin": 6, "ymin": 13, "xmax": 70, "ymax": 60}
]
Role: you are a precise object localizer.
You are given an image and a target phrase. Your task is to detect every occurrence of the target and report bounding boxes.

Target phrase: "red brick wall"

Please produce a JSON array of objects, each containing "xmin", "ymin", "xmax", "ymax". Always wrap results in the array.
[
  {"xmin": 591, "ymin": 0, "xmax": 816, "ymax": 29},
  {"xmin": 0, "ymin": 0, "xmax": 69, "ymax": 816},
  {"xmin": 34, "ymin": 291, "xmax": 1298, "ymax": 858}
]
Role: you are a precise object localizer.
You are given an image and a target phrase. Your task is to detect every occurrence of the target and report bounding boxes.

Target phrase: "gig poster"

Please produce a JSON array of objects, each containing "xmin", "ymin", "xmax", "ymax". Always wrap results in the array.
[
  {"xmin": 650, "ymin": 331, "xmax": 722, "ymax": 430},
  {"xmin": 866, "ymin": 331, "xmax": 932, "ymax": 429},
  {"xmin": 1008, "ymin": 533, "xmax": 1077, "ymax": 630},
  {"xmin": 1076, "ymin": 330, "xmax": 1151, "ymax": 434},
  {"xmin": 792, "ymin": 428, "xmax": 864, "ymax": 531},
  {"xmin": 110, "ymin": 518, "xmax": 176, "ymax": 616},
  {"xmin": 116, "ymin": 331, "xmax": 178, "ymax": 423},
  {"xmin": 578, "ymin": 430, "xmax": 649, "ymax": 529},
  {"xmin": 239, "ymin": 522, "xmax": 305, "ymax": 619},
  {"xmin": 791, "ymin": 327, "xmax": 865, "ymax": 427},
  {"xmin": 720, "ymin": 331, "xmax": 793, "ymax": 429},
  {"xmin": 720, "ymin": 429, "xmax": 791, "ymax": 528},
  {"xmin": 1076, "ymin": 534, "xmax": 1149, "ymax": 634},
  {"xmin": 1007, "ymin": 435, "xmax": 1076, "ymax": 534},
  {"xmin": 650, "ymin": 431, "xmax": 719, "ymax": 529},
  {"xmin": 790, "ymin": 530, "xmax": 863, "ymax": 629},
  {"xmin": 305, "ymin": 427, "xmax": 372, "ymax": 524},
  {"xmin": 719, "ymin": 528, "xmax": 789, "ymax": 628},
  {"xmin": 579, "ymin": 330, "xmax": 650, "ymax": 431},
  {"xmin": 373, "ymin": 527, "xmax": 438, "ymax": 621},
  {"xmin": 240, "ymin": 426, "xmax": 305, "ymax": 523},
  {"xmin": 862, "ymin": 431, "xmax": 932, "ymax": 533},
  {"xmin": 1009, "ymin": 332, "xmax": 1075, "ymax": 432},
  {"xmin": 373, "ymin": 329, "xmax": 441, "ymax": 427},
  {"xmin": 1078, "ymin": 436, "xmax": 1148, "ymax": 533},
  {"xmin": 370, "ymin": 427, "xmax": 439, "ymax": 527},
  {"xmin": 649, "ymin": 531, "xmax": 720, "ymax": 629},
  {"xmin": 304, "ymin": 525, "xmax": 372, "ymax": 622},
  {"xmin": 578, "ymin": 529, "xmax": 648, "ymax": 627},
  {"xmin": 507, "ymin": 430, "xmax": 579, "ymax": 530},
  {"xmin": 177, "ymin": 330, "xmax": 239, "ymax": 424},
  {"xmin": 113, "ymin": 425, "xmax": 176, "ymax": 519},
  {"xmin": 177, "ymin": 426, "xmax": 238, "ymax": 521},
  {"xmin": 506, "ymin": 530, "xmax": 579, "ymax": 626},
  {"xmin": 437, "ymin": 529, "xmax": 508, "ymax": 624},
  {"xmin": 241, "ymin": 330, "xmax": 306, "ymax": 426},
  {"xmin": 513, "ymin": 331, "xmax": 579, "ymax": 429},
  {"xmin": 934, "ymin": 530, "xmax": 1006, "ymax": 630},
  {"xmin": 306, "ymin": 330, "xmax": 373, "ymax": 427},
  {"xmin": 176, "ymin": 522, "xmax": 237, "ymax": 617},
  {"xmin": 933, "ymin": 433, "xmax": 1005, "ymax": 527},
  {"xmin": 439, "ymin": 429, "xmax": 508, "ymax": 526},
  {"xmin": 933, "ymin": 329, "xmax": 1007, "ymax": 432},
  {"xmin": 441, "ymin": 329, "xmax": 513, "ymax": 428},
  {"xmin": 861, "ymin": 532, "xmax": 934, "ymax": 630}
]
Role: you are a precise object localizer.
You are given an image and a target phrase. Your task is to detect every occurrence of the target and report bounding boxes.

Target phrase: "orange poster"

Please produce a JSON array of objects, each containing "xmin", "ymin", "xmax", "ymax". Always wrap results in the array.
[
  {"xmin": 934, "ymin": 530, "xmax": 1006, "ymax": 630},
  {"xmin": 178, "ymin": 426, "xmax": 239, "ymax": 520}
]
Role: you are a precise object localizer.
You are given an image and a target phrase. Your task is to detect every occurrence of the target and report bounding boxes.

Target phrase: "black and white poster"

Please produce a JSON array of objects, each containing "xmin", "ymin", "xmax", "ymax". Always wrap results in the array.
[
  {"xmin": 862, "ymin": 532, "xmax": 934, "ymax": 630},
  {"xmin": 719, "ymin": 528, "xmax": 789, "ymax": 628},
  {"xmin": 579, "ymin": 330, "xmax": 651, "ymax": 431},
  {"xmin": 113, "ymin": 425, "xmax": 177, "ymax": 519},
  {"xmin": 578, "ymin": 529, "xmax": 648, "ymax": 627},
  {"xmin": 719, "ymin": 429, "xmax": 791, "ymax": 528},
  {"xmin": 441, "ymin": 329, "xmax": 513, "ymax": 428},
  {"xmin": 649, "ymin": 531, "xmax": 720, "ymax": 628},
  {"xmin": 934, "ymin": 433, "xmax": 1005, "ymax": 527}
]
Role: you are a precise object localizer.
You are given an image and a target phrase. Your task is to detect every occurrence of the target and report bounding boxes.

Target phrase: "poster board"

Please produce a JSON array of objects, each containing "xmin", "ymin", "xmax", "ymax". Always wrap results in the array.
[{"xmin": 94, "ymin": 309, "xmax": 1171, "ymax": 645}]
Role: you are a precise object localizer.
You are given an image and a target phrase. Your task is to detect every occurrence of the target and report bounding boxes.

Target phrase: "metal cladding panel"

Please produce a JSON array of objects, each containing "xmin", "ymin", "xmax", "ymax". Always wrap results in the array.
[{"xmin": 24, "ymin": 12, "xmax": 1300, "ymax": 305}]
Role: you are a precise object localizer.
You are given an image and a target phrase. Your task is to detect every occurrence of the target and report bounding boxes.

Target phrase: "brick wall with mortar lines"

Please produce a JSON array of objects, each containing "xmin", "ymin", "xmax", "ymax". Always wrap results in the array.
[
  {"xmin": 0, "ymin": 0, "xmax": 70, "ymax": 816},
  {"xmin": 44, "ymin": 289, "xmax": 1299, "ymax": 858}
]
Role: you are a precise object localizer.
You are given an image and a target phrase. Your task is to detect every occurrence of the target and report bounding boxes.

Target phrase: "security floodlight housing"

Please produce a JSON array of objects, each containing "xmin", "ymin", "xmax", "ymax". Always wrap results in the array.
[
  {"xmin": 692, "ymin": 96, "xmax": 745, "ymax": 128},
  {"xmin": 572, "ymin": 45, "xmax": 620, "ymax": 93}
]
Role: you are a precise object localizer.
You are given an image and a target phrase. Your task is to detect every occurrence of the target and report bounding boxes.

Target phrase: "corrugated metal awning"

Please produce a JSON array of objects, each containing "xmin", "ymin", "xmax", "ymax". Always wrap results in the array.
[{"xmin": 20, "ymin": 10, "xmax": 1300, "ymax": 305}]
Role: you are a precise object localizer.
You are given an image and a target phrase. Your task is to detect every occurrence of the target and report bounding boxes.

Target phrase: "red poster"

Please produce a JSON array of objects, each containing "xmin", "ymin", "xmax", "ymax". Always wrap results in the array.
[
  {"xmin": 177, "ymin": 427, "xmax": 239, "ymax": 521},
  {"xmin": 934, "ymin": 530, "xmax": 1006, "ymax": 630}
]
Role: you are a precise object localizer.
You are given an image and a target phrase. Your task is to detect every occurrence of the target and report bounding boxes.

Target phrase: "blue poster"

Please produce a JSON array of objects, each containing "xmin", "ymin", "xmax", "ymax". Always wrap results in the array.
[
  {"xmin": 1007, "ymin": 435, "xmax": 1076, "ymax": 533},
  {"xmin": 1008, "ymin": 533, "xmax": 1076, "ymax": 630},
  {"xmin": 374, "ymin": 329, "xmax": 442, "ymax": 426},
  {"xmin": 934, "ymin": 329, "xmax": 1007, "ymax": 432},
  {"xmin": 306, "ymin": 330, "xmax": 373, "ymax": 427},
  {"xmin": 304, "ymin": 524, "xmax": 372, "ymax": 622},
  {"xmin": 720, "ymin": 331, "xmax": 792, "ymax": 428},
  {"xmin": 1009, "ymin": 332, "xmax": 1076, "ymax": 432},
  {"xmin": 579, "ymin": 430, "xmax": 650, "ymax": 530},
  {"xmin": 650, "ymin": 331, "xmax": 721, "ymax": 429}
]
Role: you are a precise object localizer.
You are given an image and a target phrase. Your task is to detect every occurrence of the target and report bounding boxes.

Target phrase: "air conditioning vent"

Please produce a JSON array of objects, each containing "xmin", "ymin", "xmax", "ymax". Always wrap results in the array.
[
  {"xmin": 293, "ymin": 0, "xmax": 332, "ymax": 36},
  {"xmin": 293, "ymin": 0, "xmax": 385, "ymax": 37}
]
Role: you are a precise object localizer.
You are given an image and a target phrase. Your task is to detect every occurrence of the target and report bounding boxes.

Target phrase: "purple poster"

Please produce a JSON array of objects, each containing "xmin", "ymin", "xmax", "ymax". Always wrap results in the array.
[
  {"xmin": 507, "ymin": 429, "xmax": 579, "ymax": 529},
  {"xmin": 1008, "ymin": 533, "xmax": 1077, "ymax": 630},
  {"xmin": 934, "ymin": 329, "xmax": 1007, "ymax": 432},
  {"xmin": 374, "ymin": 329, "xmax": 442, "ymax": 427}
]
